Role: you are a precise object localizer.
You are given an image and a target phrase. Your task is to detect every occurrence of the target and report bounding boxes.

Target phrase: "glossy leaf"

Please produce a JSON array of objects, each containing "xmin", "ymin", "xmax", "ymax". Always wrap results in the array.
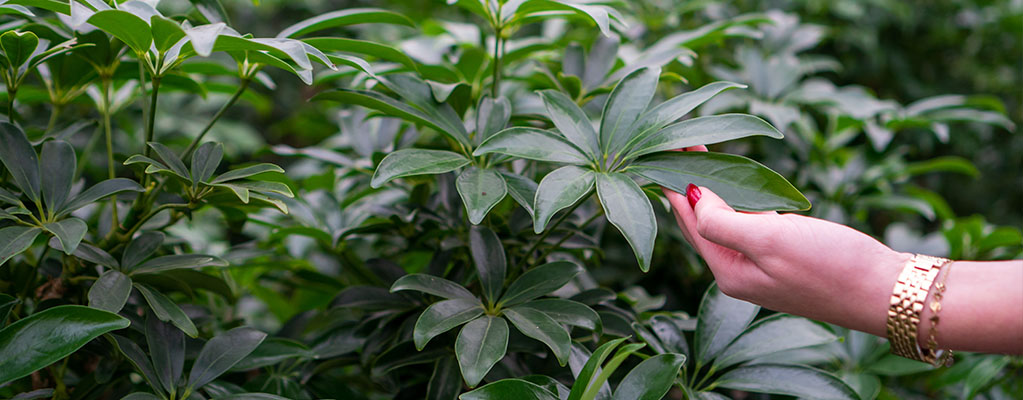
[
  {"xmin": 278, "ymin": 8, "xmax": 414, "ymax": 38},
  {"xmin": 517, "ymin": 299, "xmax": 599, "ymax": 330},
  {"xmin": 595, "ymin": 173, "xmax": 656, "ymax": 271},
  {"xmin": 476, "ymin": 96, "xmax": 512, "ymax": 145},
  {"xmin": 136, "ymin": 284, "xmax": 198, "ymax": 337},
  {"xmin": 370, "ymin": 149, "xmax": 470, "ymax": 188},
  {"xmin": 40, "ymin": 140, "xmax": 75, "ymax": 213},
  {"xmin": 456, "ymin": 167, "xmax": 508, "ymax": 225},
  {"xmin": 567, "ymin": 337, "xmax": 628, "ymax": 400},
  {"xmin": 391, "ymin": 273, "xmax": 475, "ymax": 300},
  {"xmin": 469, "ymin": 225, "xmax": 506, "ymax": 305},
  {"xmin": 611, "ymin": 353, "xmax": 686, "ymax": 400},
  {"xmin": 59, "ymin": 178, "xmax": 144, "ymax": 216},
  {"xmin": 121, "ymin": 231, "xmax": 165, "ymax": 270},
  {"xmin": 538, "ymin": 90, "xmax": 600, "ymax": 158},
  {"xmin": 715, "ymin": 314, "xmax": 837, "ymax": 369},
  {"xmin": 533, "ymin": 165, "xmax": 595, "ymax": 234},
  {"xmin": 0, "ymin": 226, "xmax": 41, "ymax": 266},
  {"xmin": 131, "ymin": 254, "xmax": 229, "ymax": 275},
  {"xmin": 474, "ymin": 127, "xmax": 592, "ymax": 164},
  {"xmin": 88, "ymin": 270, "xmax": 131, "ymax": 313},
  {"xmin": 694, "ymin": 283, "xmax": 759, "ymax": 363},
  {"xmin": 0, "ymin": 305, "xmax": 129, "ymax": 385},
  {"xmin": 188, "ymin": 326, "xmax": 267, "ymax": 390},
  {"xmin": 414, "ymin": 298, "xmax": 485, "ymax": 350},
  {"xmin": 44, "ymin": 218, "xmax": 87, "ymax": 255},
  {"xmin": 600, "ymin": 67, "xmax": 660, "ymax": 154},
  {"xmin": 630, "ymin": 152, "xmax": 810, "ymax": 212},
  {"xmin": 146, "ymin": 316, "xmax": 184, "ymax": 395},
  {"xmin": 503, "ymin": 307, "xmax": 571, "ymax": 365},
  {"xmin": 460, "ymin": 379, "xmax": 560, "ymax": 400},
  {"xmin": 716, "ymin": 364, "xmax": 859, "ymax": 400},
  {"xmin": 623, "ymin": 81, "xmax": 746, "ymax": 152},
  {"xmin": 0, "ymin": 122, "xmax": 40, "ymax": 204},
  {"xmin": 498, "ymin": 261, "xmax": 582, "ymax": 307},
  {"xmin": 500, "ymin": 172, "xmax": 538, "ymax": 217},
  {"xmin": 455, "ymin": 316, "xmax": 509, "ymax": 388},
  {"xmin": 628, "ymin": 114, "xmax": 783, "ymax": 158}
]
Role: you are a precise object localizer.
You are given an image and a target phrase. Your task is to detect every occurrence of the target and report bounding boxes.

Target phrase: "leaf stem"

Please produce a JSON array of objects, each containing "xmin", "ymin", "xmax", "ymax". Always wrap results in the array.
[
  {"xmin": 530, "ymin": 208, "xmax": 603, "ymax": 267},
  {"xmin": 101, "ymin": 77, "xmax": 119, "ymax": 229},
  {"xmin": 517, "ymin": 197, "xmax": 587, "ymax": 270},
  {"xmin": 180, "ymin": 78, "xmax": 251, "ymax": 160},
  {"xmin": 491, "ymin": 27, "xmax": 503, "ymax": 98}
]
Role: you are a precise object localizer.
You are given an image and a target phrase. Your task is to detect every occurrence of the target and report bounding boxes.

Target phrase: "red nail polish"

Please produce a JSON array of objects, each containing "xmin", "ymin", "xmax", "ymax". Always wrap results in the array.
[{"xmin": 686, "ymin": 184, "xmax": 701, "ymax": 208}]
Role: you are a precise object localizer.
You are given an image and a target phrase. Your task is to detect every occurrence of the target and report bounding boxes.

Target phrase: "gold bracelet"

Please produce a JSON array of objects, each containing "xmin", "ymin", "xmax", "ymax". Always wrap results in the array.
[
  {"xmin": 886, "ymin": 254, "xmax": 952, "ymax": 366},
  {"xmin": 926, "ymin": 261, "xmax": 954, "ymax": 366}
]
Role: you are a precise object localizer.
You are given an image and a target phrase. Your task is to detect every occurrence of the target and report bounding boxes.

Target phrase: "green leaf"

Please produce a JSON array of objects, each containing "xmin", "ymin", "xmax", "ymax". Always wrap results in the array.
[
  {"xmin": 428, "ymin": 356, "xmax": 462, "ymax": 400},
  {"xmin": 0, "ymin": 31, "xmax": 38, "ymax": 69},
  {"xmin": 151, "ymin": 15, "xmax": 186, "ymax": 53},
  {"xmin": 0, "ymin": 294, "xmax": 16, "ymax": 324},
  {"xmin": 456, "ymin": 167, "xmax": 508, "ymax": 225},
  {"xmin": 190, "ymin": 142, "xmax": 223, "ymax": 187},
  {"xmin": 627, "ymin": 114, "xmax": 783, "ymax": 159},
  {"xmin": 567, "ymin": 337, "xmax": 628, "ymax": 400},
  {"xmin": 112, "ymin": 334, "xmax": 163, "ymax": 392},
  {"xmin": 716, "ymin": 364, "xmax": 859, "ymax": 400},
  {"xmin": 391, "ymin": 273, "xmax": 476, "ymax": 300},
  {"xmin": 648, "ymin": 315, "xmax": 690, "ymax": 357},
  {"xmin": 474, "ymin": 127, "xmax": 592, "ymax": 164},
  {"xmin": 187, "ymin": 326, "xmax": 267, "ymax": 390},
  {"xmin": 59, "ymin": 178, "xmax": 144, "ymax": 216},
  {"xmin": 210, "ymin": 163, "xmax": 285, "ymax": 183},
  {"xmin": 0, "ymin": 226, "xmax": 41, "ymax": 266},
  {"xmin": 498, "ymin": 261, "xmax": 581, "ymax": 307},
  {"xmin": 87, "ymin": 10, "xmax": 152, "ymax": 54},
  {"xmin": 538, "ymin": 90, "xmax": 600, "ymax": 159},
  {"xmin": 623, "ymin": 81, "xmax": 746, "ymax": 153},
  {"xmin": 40, "ymin": 140, "xmax": 75, "ymax": 214},
  {"xmin": 611, "ymin": 353, "xmax": 686, "ymax": 400},
  {"xmin": 119, "ymin": 394, "xmax": 162, "ymax": 400},
  {"xmin": 189, "ymin": 0, "xmax": 230, "ymax": 24},
  {"xmin": 135, "ymin": 284, "xmax": 198, "ymax": 337},
  {"xmin": 231, "ymin": 338, "xmax": 311, "ymax": 371},
  {"xmin": 469, "ymin": 225, "xmax": 506, "ymax": 305},
  {"xmin": 43, "ymin": 218, "xmax": 87, "ymax": 255},
  {"xmin": 694, "ymin": 283, "xmax": 759, "ymax": 364},
  {"xmin": 148, "ymin": 142, "xmax": 190, "ymax": 179},
  {"xmin": 306, "ymin": 37, "xmax": 418, "ymax": 70},
  {"xmin": 455, "ymin": 315, "xmax": 508, "ymax": 388},
  {"xmin": 131, "ymin": 254, "xmax": 229, "ymax": 275},
  {"xmin": 414, "ymin": 298, "xmax": 485, "ymax": 350},
  {"xmin": 500, "ymin": 172, "xmax": 538, "ymax": 217},
  {"xmin": 460, "ymin": 379, "xmax": 560, "ymax": 400},
  {"xmin": 68, "ymin": 242, "xmax": 118, "ymax": 269},
  {"xmin": 533, "ymin": 165, "xmax": 594, "ymax": 234},
  {"xmin": 630, "ymin": 152, "xmax": 810, "ymax": 212},
  {"xmin": 963, "ymin": 355, "xmax": 1011, "ymax": 399},
  {"xmin": 502, "ymin": 307, "xmax": 571, "ymax": 365},
  {"xmin": 595, "ymin": 173, "xmax": 656, "ymax": 271},
  {"xmin": 121, "ymin": 231, "xmax": 164, "ymax": 271},
  {"xmin": 476, "ymin": 96, "xmax": 512, "ymax": 144},
  {"xmin": 715, "ymin": 314, "xmax": 837, "ymax": 369},
  {"xmin": 600, "ymin": 67, "xmax": 660, "ymax": 155},
  {"xmin": 0, "ymin": 122, "xmax": 41, "ymax": 204},
  {"xmin": 146, "ymin": 316, "xmax": 184, "ymax": 395},
  {"xmin": 278, "ymin": 8, "xmax": 414, "ymax": 38},
  {"xmin": 517, "ymin": 299, "xmax": 599, "ymax": 330},
  {"xmin": 581, "ymin": 343, "xmax": 648, "ymax": 400},
  {"xmin": 370, "ymin": 149, "xmax": 470, "ymax": 188},
  {"xmin": 88, "ymin": 270, "xmax": 131, "ymax": 313},
  {"xmin": 314, "ymin": 89, "xmax": 471, "ymax": 147},
  {"xmin": 0, "ymin": 305, "xmax": 129, "ymax": 385}
]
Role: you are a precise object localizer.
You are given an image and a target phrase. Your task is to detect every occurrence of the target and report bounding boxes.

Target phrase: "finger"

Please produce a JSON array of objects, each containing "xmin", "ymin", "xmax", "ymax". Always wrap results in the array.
[
  {"xmin": 662, "ymin": 187, "xmax": 697, "ymax": 246},
  {"xmin": 691, "ymin": 186, "xmax": 776, "ymax": 254},
  {"xmin": 668, "ymin": 185, "xmax": 737, "ymax": 261}
]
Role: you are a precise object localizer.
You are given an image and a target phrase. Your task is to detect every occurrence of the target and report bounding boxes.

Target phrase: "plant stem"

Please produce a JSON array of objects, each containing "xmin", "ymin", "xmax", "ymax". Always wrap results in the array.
[
  {"xmin": 491, "ymin": 27, "xmax": 503, "ymax": 98},
  {"xmin": 101, "ymin": 77, "xmax": 119, "ymax": 229},
  {"xmin": 7, "ymin": 88, "xmax": 16, "ymax": 124},
  {"xmin": 45, "ymin": 105, "xmax": 61, "ymax": 134},
  {"xmin": 144, "ymin": 77, "xmax": 161, "ymax": 157},
  {"xmin": 530, "ymin": 208, "xmax": 603, "ymax": 267},
  {"xmin": 180, "ymin": 78, "xmax": 251, "ymax": 160},
  {"xmin": 517, "ymin": 198, "xmax": 586, "ymax": 270}
]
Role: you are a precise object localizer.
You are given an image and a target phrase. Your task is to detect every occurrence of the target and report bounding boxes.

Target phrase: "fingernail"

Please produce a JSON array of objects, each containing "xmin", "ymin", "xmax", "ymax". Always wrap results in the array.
[{"xmin": 686, "ymin": 184, "xmax": 701, "ymax": 208}]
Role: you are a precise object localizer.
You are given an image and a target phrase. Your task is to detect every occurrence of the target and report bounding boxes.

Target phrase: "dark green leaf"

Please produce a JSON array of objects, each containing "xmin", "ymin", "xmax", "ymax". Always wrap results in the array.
[
  {"xmin": 0, "ymin": 305, "xmax": 128, "ymax": 385},
  {"xmin": 135, "ymin": 284, "xmax": 198, "ymax": 337},
  {"xmin": 0, "ymin": 122, "xmax": 41, "ymax": 204},
  {"xmin": 627, "ymin": 114, "xmax": 783, "ymax": 158},
  {"xmin": 567, "ymin": 337, "xmax": 628, "ymax": 400},
  {"xmin": 469, "ymin": 225, "xmax": 506, "ymax": 305},
  {"xmin": 503, "ymin": 307, "xmax": 571, "ymax": 365},
  {"xmin": 0, "ymin": 294, "xmax": 16, "ymax": 324},
  {"xmin": 414, "ymin": 298, "xmax": 485, "ymax": 350},
  {"xmin": 474, "ymin": 127, "xmax": 592, "ymax": 164},
  {"xmin": 306, "ymin": 37, "xmax": 418, "ymax": 70},
  {"xmin": 231, "ymin": 338, "xmax": 312, "ymax": 371},
  {"xmin": 391, "ymin": 273, "xmax": 475, "ymax": 300},
  {"xmin": 332, "ymin": 286, "xmax": 412, "ymax": 310},
  {"xmin": 314, "ymin": 89, "xmax": 471, "ymax": 147},
  {"xmin": 715, "ymin": 314, "xmax": 837, "ymax": 369},
  {"xmin": 121, "ymin": 231, "xmax": 164, "ymax": 271},
  {"xmin": 210, "ymin": 163, "xmax": 284, "ymax": 183},
  {"xmin": 611, "ymin": 353, "xmax": 686, "ymax": 400},
  {"xmin": 372, "ymin": 341, "xmax": 448, "ymax": 376},
  {"xmin": 88, "ymin": 270, "xmax": 131, "ymax": 313},
  {"xmin": 600, "ymin": 67, "xmax": 660, "ymax": 155},
  {"xmin": 40, "ymin": 140, "xmax": 75, "ymax": 213},
  {"xmin": 648, "ymin": 315, "xmax": 690, "ymax": 357},
  {"xmin": 460, "ymin": 379, "xmax": 560, "ymax": 400},
  {"xmin": 428, "ymin": 356, "xmax": 462, "ymax": 400},
  {"xmin": 476, "ymin": 96, "xmax": 512, "ymax": 144},
  {"xmin": 112, "ymin": 334, "xmax": 163, "ymax": 392},
  {"xmin": 190, "ymin": 142, "xmax": 223, "ymax": 187},
  {"xmin": 0, "ymin": 226, "xmax": 41, "ymax": 266},
  {"xmin": 538, "ymin": 90, "xmax": 600, "ymax": 158},
  {"xmin": 59, "ymin": 178, "xmax": 144, "ymax": 216},
  {"xmin": 456, "ymin": 315, "xmax": 509, "ymax": 388},
  {"xmin": 456, "ymin": 167, "xmax": 508, "ymax": 225},
  {"xmin": 533, "ymin": 165, "xmax": 594, "ymax": 234},
  {"xmin": 624, "ymin": 81, "xmax": 746, "ymax": 151},
  {"xmin": 132, "ymin": 254, "xmax": 229, "ymax": 275},
  {"xmin": 517, "ymin": 299, "xmax": 599, "ymax": 330},
  {"xmin": 146, "ymin": 316, "xmax": 184, "ymax": 395},
  {"xmin": 68, "ymin": 242, "xmax": 118, "ymax": 269},
  {"xmin": 498, "ymin": 261, "xmax": 582, "ymax": 307},
  {"xmin": 278, "ymin": 8, "xmax": 414, "ymax": 38},
  {"xmin": 595, "ymin": 173, "xmax": 656, "ymax": 271},
  {"xmin": 716, "ymin": 364, "xmax": 859, "ymax": 400},
  {"xmin": 148, "ymin": 143, "xmax": 190, "ymax": 179},
  {"xmin": 500, "ymin": 172, "xmax": 538, "ymax": 217},
  {"xmin": 187, "ymin": 326, "xmax": 267, "ymax": 390},
  {"xmin": 694, "ymin": 283, "xmax": 759, "ymax": 364},
  {"xmin": 43, "ymin": 218, "xmax": 87, "ymax": 255},
  {"xmin": 630, "ymin": 152, "xmax": 810, "ymax": 212},
  {"xmin": 370, "ymin": 149, "xmax": 470, "ymax": 188}
]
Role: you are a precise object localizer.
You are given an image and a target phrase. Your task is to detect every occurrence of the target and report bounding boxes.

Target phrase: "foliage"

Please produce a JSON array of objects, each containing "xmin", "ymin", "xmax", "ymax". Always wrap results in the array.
[{"xmin": 0, "ymin": 1, "xmax": 1019, "ymax": 400}]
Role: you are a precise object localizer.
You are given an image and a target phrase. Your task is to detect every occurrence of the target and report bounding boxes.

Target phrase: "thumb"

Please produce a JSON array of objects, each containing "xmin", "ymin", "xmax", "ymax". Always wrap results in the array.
[{"xmin": 691, "ymin": 186, "xmax": 771, "ymax": 253}]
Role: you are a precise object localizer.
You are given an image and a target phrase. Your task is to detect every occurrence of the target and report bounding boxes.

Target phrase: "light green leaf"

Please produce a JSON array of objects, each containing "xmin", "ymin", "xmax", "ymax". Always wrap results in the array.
[
  {"xmin": 538, "ymin": 90, "xmax": 600, "ymax": 159},
  {"xmin": 715, "ymin": 314, "xmax": 837, "ymax": 369},
  {"xmin": 694, "ymin": 283, "xmax": 759, "ymax": 363},
  {"xmin": 503, "ymin": 307, "xmax": 571, "ymax": 365},
  {"xmin": 44, "ymin": 218, "xmax": 87, "ymax": 255},
  {"xmin": 187, "ymin": 326, "xmax": 267, "ymax": 390},
  {"xmin": 460, "ymin": 379, "xmax": 560, "ymax": 400},
  {"xmin": 151, "ymin": 15, "xmax": 185, "ymax": 53},
  {"xmin": 0, "ymin": 30, "xmax": 38, "ymax": 69},
  {"xmin": 40, "ymin": 140, "xmax": 75, "ymax": 214},
  {"xmin": 600, "ymin": 67, "xmax": 660, "ymax": 155},
  {"xmin": 135, "ymin": 284, "xmax": 198, "ymax": 337},
  {"xmin": 0, "ymin": 122, "xmax": 41, "ymax": 204},
  {"xmin": 88, "ymin": 270, "xmax": 131, "ymax": 313},
  {"xmin": 0, "ymin": 226, "xmax": 41, "ymax": 266},
  {"xmin": 595, "ymin": 173, "xmax": 656, "ymax": 271},
  {"xmin": 611, "ymin": 353, "xmax": 686, "ymax": 400},
  {"xmin": 278, "ymin": 8, "xmax": 414, "ymax": 38},
  {"xmin": 391, "ymin": 273, "xmax": 476, "ymax": 300},
  {"xmin": 414, "ymin": 298, "xmax": 485, "ymax": 350},
  {"xmin": 716, "ymin": 364, "xmax": 859, "ymax": 400},
  {"xmin": 498, "ymin": 261, "xmax": 581, "ymax": 307},
  {"xmin": 567, "ymin": 337, "xmax": 628, "ymax": 400},
  {"xmin": 474, "ymin": 127, "xmax": 592, "ymax": 165},
  {"xmin": 455, "ymin": 316, "xmax": 509, "ymax": 388},
  {"xmin": 533, "ymin": 165, "xmax": 594, "ymax": 234},
  {"xmin": 0, "ymin": 305, "xmax": 129, "ymax": 385},
  {"xmin": 371, "ymin": 149, "xmax": 470, "ymax": 188},
  {"xmin": 627, "ymin": 114, "xmax": 782, "ymax": 158},
  {"xmin": 517, "ymin": 299, "xmax": 599, "ymax": 330},
  {"xmin": 87, "ymin": 10, "xmax": 152, "ymax": 54},
  {"xmin": 630, "ymin": 151, "xmax": 810, "ymax": 212},
  {"xmin": 456, "ymin": 167, "xmax": 508, "ymax": 225},
  {"xmin": 469, "ymin": 225, "xmax": 506, "ymax": 305}
]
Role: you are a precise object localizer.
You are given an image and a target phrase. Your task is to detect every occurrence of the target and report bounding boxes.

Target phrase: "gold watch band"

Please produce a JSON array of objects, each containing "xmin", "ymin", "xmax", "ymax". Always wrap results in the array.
[{"xmin": 886, "ymin": 254, "xmax": 953, "ymax": 366}]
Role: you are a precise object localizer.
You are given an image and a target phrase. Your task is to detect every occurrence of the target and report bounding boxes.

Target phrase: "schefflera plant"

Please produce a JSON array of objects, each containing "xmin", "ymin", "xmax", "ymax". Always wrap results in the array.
[{"xmin": 474, "ymin": 66, "xmax": 810, "ymax": 271}]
